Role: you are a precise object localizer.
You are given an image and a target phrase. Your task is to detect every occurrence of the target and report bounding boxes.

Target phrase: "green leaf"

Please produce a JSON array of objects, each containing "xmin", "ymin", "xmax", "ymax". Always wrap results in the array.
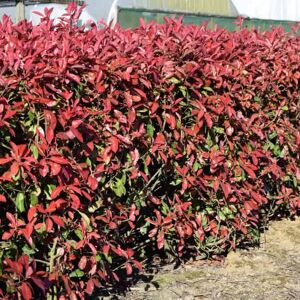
[
  {"xmin": 110, "ymin": 177, "xmax": 126, "ymax": 197},
  {"xmin": 69, "ymin": 269, "xmax": 85, "ymax": 278},
  {"xmin": 88, "ymin": 199, "xmax": 103, "ymax": 213},
  {"xmin": 214, "ymin": 127, "xmax": 225, "ymax": 134},
  {"xmin": 121, "ymin": 173, "xmax": 126, "ymax": 184},
  {"xmin": 139, "ymin": 224, "xmax": 149, "ymax": 235},
  {"xmin": 104, "ymin": 253, "xmax": 112, "ymax": 263},
  {"xmin": 206, "ymin": 131, "xmax": 213, "ymax": 149},
  {"xmin": 75, "ymin": 229, "xmax": 83, "ymax": 240},
  {"xmin": 218, "ymin": 211, "xmax": 226, "ymax": 221},
  {"xmin": 30, "ymin": 144, "xmax": 39, "ymax": 159},
  {"xmin": 36, "ymin": 223, "xmax": 46, "ymax": 234},
  {"xmin": 78, "ymin": 211, "xmax": 90, "ymax": 227},
  {"xmin": 12, "ymin": 171, "xmax": 21, "ymax": 182},
  {"xmin": 28, "ymin": 111, "xmax": 35, "ymax": 121},
  {"xmin": 22, "ymin": 244, "xmax": 36, "ymax": 255},
  {"xmin": 206, "ymin": 207, "xmax": 214, "ymax": 214},
  {"xmin": 30, "ymin": 193, "xmax": 38, "ymax": 206},
  {"xmin": 201, "ymin": 215, "xmax": 207, "ymax": 226},
  {"xmin": 147, "ymin": 124, "xmax": 154, "ymax": 138},
  {"xmin": 281, "ymin": 106, "xmax": 288, "ymax": 111},
  {"xmin": 45, "ymin": 184, "xmax": 56, "ymax": 200},
  {"xmin": 16, "ymin": 192, "xmax": 25, "ymax": 213},
  {"xmin": 112, "ymin": 122, "xmax": 120, "ymax": 131},
  {"xmin": 144, "ymin": 162, "xmax": 149, "ymax": 175},
  {"xmin": 222, "ymin": 207, "xmax": 232, "ymax": 215},
  {"xmin": 193, "ymin": 161, "xmax": 200, "ymax": 172},
  {"xmin": 268, "ymin": 131, "xmax": 277, "ymax": 140},
  {"xmin": 86, "ymin": 157, "xmax": 92, "ymax": 167},
  {"xmin": 170, "ymin": 178, "xmax": 182, "ymax": 186},
  {"xmin": 169, "ymin": 77, "xmax": 180, "ymax": 84},
  {"xmin": 179, "ymin": 85, "xmax": 187, "ymax": 97},
  {"xmin": 203, "ymin": 86, "xmax": 214, "ymax": 92},
  {"xmin": 293, "ymin": 176, "xmax": 297, "ymax": 187},
  {"xmin": 95, "ymin": 254, "xmax": 102, "ymax": 262}
]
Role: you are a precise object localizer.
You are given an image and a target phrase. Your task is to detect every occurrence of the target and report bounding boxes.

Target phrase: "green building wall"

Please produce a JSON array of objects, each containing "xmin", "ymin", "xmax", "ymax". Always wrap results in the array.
[{"xmin": 118, "ymin": 0, "xmax": 296, "ymax": 32}]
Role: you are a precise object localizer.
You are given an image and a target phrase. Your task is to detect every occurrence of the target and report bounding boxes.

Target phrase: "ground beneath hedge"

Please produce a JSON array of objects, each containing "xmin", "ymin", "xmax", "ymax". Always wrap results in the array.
[{"xmin": 122, "ymin": 218, "xmax": 300, "ymax": 300}]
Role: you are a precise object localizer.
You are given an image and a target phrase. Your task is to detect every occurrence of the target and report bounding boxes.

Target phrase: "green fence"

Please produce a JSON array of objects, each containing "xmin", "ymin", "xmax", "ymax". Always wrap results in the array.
[{"xmin": 118, "ymin": 7, "xmax": 296, "ymax": 32}]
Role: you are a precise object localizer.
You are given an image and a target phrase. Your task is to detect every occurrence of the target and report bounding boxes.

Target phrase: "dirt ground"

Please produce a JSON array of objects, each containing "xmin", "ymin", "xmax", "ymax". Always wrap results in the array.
[{"xmin": 123, "ymin": 218, "xmax": 300, "ymax": 300}]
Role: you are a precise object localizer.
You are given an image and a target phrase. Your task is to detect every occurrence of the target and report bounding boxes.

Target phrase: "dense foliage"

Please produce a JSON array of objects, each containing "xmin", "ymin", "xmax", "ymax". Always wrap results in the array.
[{"xmin": 0, "ymin": 4, "xmax": 299, "ymax": 299}]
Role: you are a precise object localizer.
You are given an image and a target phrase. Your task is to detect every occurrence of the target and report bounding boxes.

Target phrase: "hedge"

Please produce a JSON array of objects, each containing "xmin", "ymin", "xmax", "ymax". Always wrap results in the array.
[{"xmin": 0, "ymin": 4, "xmax": 299, "ymax": 299}]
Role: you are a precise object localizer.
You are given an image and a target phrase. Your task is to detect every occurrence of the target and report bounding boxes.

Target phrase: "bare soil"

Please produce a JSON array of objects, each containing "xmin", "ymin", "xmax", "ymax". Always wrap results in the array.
[{"xmin": 123, "ymin": 218, "xmax": 300, "ymax": 300}]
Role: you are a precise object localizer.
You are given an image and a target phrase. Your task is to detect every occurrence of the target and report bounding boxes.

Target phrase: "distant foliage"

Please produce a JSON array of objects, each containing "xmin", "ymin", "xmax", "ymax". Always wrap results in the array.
[{"xmin": 0, "ymin": 4, "xmax": 299, "ymax": 299}]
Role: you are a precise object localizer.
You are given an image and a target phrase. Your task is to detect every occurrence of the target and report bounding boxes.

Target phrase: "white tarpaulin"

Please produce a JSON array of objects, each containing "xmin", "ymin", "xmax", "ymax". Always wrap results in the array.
[
  {"xmin": 231, "ymin": 0, "xmax": 300, "ymax": 21},
  {"xmin": 1, "ymin": 0, "xmax": 300, "ymax": 24}
]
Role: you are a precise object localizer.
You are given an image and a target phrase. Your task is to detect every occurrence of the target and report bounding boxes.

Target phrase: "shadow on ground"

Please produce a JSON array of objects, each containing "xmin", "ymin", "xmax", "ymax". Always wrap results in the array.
[{"xmin": 122, "ymin": 218, "xmax": 300, "ymax": 300}]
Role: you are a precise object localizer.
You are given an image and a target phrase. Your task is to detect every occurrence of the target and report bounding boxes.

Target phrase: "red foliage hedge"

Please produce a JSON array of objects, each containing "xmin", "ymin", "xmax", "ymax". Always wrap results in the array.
[{"xmin": 0, "ymin": 4, "xmax": 299, "ymax": 299}]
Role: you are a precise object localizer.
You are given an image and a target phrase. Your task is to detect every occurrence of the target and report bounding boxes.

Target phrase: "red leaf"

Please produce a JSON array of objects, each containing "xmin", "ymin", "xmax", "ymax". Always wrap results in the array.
[
  {"xmin": 109, "ymin": 222, "xmax": 117, "ymax": 229},
  {"xmin": 2, "ymin": 230, "xmax": 14, "ymax": 240},
  {"xmin": 49, "ymin": 156, "xmax": 69, "ymax": 165},
  {"xmin": 27, "ymin": 207, "xmax": 36, "ymax": 222},
  {"xmin": 39, "ymin": 164, "xmax": 49, "ymax": 177},
  {"xmin": 88, "ymin": 176, "xmax": 98, "ymax": 190},
  {"xmin": 6, "ymin": 212, "xmax": 16, "ymax": 224},
  {"xmin": 154, "ymin": 133, "xmax": 165, "ymax": 145},
  {"xmin": 157, "ymin": 230, "xmax": 165, "ymax": 249},
  {"xmin": 88, "ymin": 243, "xmax": 97, "ymax": 255},
  {"xmin": 204, "ymin": 113, "xmax": 213, "ymax": 128},
  {"xmin": 50, "ymin": 163, "xmax": 61, "ymax": 176},
  {"xmin": 243, "ymin": 166, "xmax": 256, "ymax": 179},
  {"xmin": 151, "ymin": 102, "xmax": 159, "ymax": 114},
  {"xmin": 86, "ymin": 279, "xmax": 94, "ymax": 295},
  {"xmin": 221, "ymin": 183, "xmax": 231, "ymax": 198},
  {"xmin": 66, "ymin": 72, "xmax": 81, "ymax": 84},
  {"xmin": 51, "ymin": 215, "xmax": 64, "ymax": 227},
  {"xmin": 20, "ymin": 282, "xmax": 32, "ymax": 300},
  {"xmin": 126, "ymin": 248, "xmax": 134, "ymax": 258},
  {"xmin": 116, "ymin": 134, "xmax": 133, "ymax": 145},
  {"xmin": 44, "ymin": 110, "xmax": 57, "ymax": 144},
  {"xmin": 149, "ymin": 196, "xmax": 161, "ymax": 205},
  {"xmin": 165, "ymin": 113, "xmax": 176, "ymax": 129},
  {"xmin": 132, "ymin": 259, "xmax": 143, "ymax": 272},
  {"xmin": 10, "ymin": 162, "xmax": 19, "ymax": 177},
  {"xmin": 112, "ymin": 272, "xmax": 120, "ymax": 282},
  {"xmin": 110, "ymin": 136, "xmax": 119, "ymax": 153},
  {"xmin": 70, "ymin": 126, "xmax": 83, "ymax": 142},
  {"xmin": 139, "ymin": 17, "xmax": 146, "ymax": 28},
  {"xmin": 22, "ymin": 224, "xmax": 33, "ymax": 245},
  {"xmin": 51, "ymin": 186, "xmax": 64, "ymax": 199},
  {"xmin": 130, "ymin": 149, "xmax": 139, "ymax": 166},
  {"xmin": 134, "ymin": 88, "xmax": 146, "ymax": 99},
  {"xmin": 78, "ymin": 256, "xmax": 87, "ymax": 270},
  {"xmin": 0, "ymin": 194, "xmax": 6, "ymax": 202},
  {"xmin": 125, "ymin": 262, "xmax": 133, "ymax": 275},
  {"xmin": 128, "ymin": 110, "xmax": 136, "ymax": 125},
  {"xmin": 102, "ymin": 244, "xmax": 110, "ymax": 254},
  {"xmin": 46, "ymin": 218, "xmax": 53, "ymax": 232},
  {"xmin": 0, "ymin": 157, "xmax": 13, "ymax": 165},
  {"xmin": 251, "ymin": 191, "xmax": 267, "ymax": 204},
  {"xmin": 213, "ymin": 179, "xmax": 220, "ymax": 192},
  {"xmin": 31, "ymin": 277, "xmax": 46, "ymax": 293}
]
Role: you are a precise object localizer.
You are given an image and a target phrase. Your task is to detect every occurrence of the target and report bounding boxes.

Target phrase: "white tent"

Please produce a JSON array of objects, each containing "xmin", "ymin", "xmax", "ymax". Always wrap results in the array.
[
  {"xmin": 231, "ymin": 0, "xmax": 300, "ymax": 21},
  {"xmin": 0, "ymin": 0, "xmax": 299, "ymax": 25}
]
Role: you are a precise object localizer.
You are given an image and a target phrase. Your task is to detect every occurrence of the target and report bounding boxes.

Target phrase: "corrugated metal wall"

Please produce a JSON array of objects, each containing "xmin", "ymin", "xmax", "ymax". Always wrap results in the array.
[
  {"xmin": 118, "ymin": 8, "xmax": 295, "ymax": 31},
  {"xmin": 131, "ymin": 0, "xmax": 235, "ymax": 16}
]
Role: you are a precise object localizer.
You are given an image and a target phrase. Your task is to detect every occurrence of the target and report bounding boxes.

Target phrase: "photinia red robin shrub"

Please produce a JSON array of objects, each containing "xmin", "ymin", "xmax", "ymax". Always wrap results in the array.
[{"xmin": 0, "ymin": 4, "xmax": 299, "ymax": 299}]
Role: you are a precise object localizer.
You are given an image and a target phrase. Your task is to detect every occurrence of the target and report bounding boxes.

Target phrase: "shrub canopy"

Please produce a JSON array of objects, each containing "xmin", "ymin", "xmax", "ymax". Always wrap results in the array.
[{"xmin": 0, "ymin": 4, "xmax": 299, "ymax": 299}]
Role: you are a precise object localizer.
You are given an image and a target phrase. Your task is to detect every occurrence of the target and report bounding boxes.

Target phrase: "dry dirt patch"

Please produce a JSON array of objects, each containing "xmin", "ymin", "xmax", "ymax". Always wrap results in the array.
[{"xmin": 124, "ymin": 218, "xmax": 300, "ymax": 300}]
